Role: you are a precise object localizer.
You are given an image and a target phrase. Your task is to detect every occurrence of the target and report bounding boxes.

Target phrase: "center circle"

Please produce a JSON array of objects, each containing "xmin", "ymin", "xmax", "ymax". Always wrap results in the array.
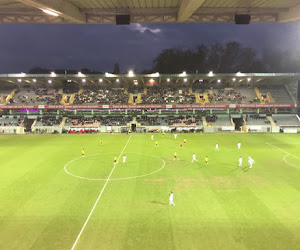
[{"xmin": 64, "ymin": 152, "xmax": 165, "ymax": 181}]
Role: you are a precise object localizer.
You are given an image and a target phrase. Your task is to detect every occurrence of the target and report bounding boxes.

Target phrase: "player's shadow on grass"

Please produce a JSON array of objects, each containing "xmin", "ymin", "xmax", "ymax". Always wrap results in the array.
[
  {"xmin": 239, "ymin": 166, "xmax": 250, "ymax": 172},
  {"xmin": 229, "ymin": 167, "xmax": 240, "ymax": 173},
  {"xmin": 151, "ymin": 201, "xmax": 166, "ymax": 206}
]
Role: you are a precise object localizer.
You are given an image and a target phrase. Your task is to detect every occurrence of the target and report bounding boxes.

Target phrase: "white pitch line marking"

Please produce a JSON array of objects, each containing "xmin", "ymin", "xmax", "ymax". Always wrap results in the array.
[
  {"xmin": 64, "ymin": 152, "xmax": 165, "ymax": 181},
  {"xmin": 283, "ymin": 154, "xmax": 300, "ymax": 170},
  {"xmin": 266, "ymin": 143, "xmax": 300, "ymax": 170},
  {"xmin": 266, "ymin": 143, "xmax": 300, "ymax": 160},
  {"xmin": 71, "ymin": 135, "xmax": 132, "ymax": 250}
]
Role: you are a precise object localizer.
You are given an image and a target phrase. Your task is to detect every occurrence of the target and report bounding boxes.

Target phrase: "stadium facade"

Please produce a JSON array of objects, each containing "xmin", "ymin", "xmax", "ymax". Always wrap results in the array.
[{"xmin": 0, "ymin": 73, "xmax": 299, "ymax": 134}]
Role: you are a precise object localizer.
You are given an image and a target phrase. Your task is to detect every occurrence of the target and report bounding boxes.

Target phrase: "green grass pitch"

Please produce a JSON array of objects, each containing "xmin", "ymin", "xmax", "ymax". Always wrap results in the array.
[{"xmin": 0, "ymin": 133, "xmax": 300, "ymax": 249}]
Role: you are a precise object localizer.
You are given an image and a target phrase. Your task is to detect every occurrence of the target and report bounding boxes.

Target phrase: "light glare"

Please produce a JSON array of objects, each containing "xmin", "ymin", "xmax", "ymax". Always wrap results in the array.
[
  {"xmin": 42, "ymin": 9, "xmax": 59, "ymax": 16},
  {"xmin": 128, "ymin": 70, "xmax": 135, "ymax": 77}
]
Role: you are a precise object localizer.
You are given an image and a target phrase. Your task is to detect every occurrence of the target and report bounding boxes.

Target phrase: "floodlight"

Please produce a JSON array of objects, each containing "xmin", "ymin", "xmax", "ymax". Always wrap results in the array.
[
  {"xmin": 82, "ymin": 79, "xmax": 86, "ymax": 83},
  {"xmin": 236, "ymin": 71, "xmax": 245, "ymax": 76},
  {"xmin": 105, "ymin": 72, "xmax": 115, "ymax": 77},
  {"xmin": 150, "ymin": 72, "xmax": 160, "ymax": 77},
  {"xmin": 42, "ymin": 9, "xmax": 59, "ymax": 16},
  {"xmin": 179, "ymin": 71, "xmax": 187, "ymax": 77},
  {"xmin": 128, "ymin": 70, "xmax": 135, "ymax": 77}
]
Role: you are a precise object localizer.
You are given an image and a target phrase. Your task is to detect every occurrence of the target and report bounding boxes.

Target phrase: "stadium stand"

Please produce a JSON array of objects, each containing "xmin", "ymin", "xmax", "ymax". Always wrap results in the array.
[
  {"xmin": 74, "ymin": 89, "xmax": 128, "ymax": 104},
  {"xmin": 207, "ymin": 88, "xmax": 259, "ymax": 104},
  {"xmin": 206, "ymin": 115, "xmax": 232, "ymax": 126},
  {"xmin": 0, "ymin": 74, "xmax": 299, "ymax": 134},
  {"xmin": 0, "ymin": 116, "xmax": 23, "ymax": 126},
  {"xmin": 142, "ymin": 87, "xmax": 195, "ymax": 104},
  {"xmin": 2, "ymin": 85, "xmax": 295, "ymax": 106},
  {"xmin": 136, "ymin": 116, "xmax": 165, "ymax": 126},
  {"xmin": 0, "ymin": 90, "xmax": 12, "ymax": 104},
  {"xmin": 258, "ymin": 86, "xmax": 293, "ymax": 103},
  {"xmin": 65, "ymin": 117, "xmax": 100, "ymax": 127},
  {"xmin": 35, "ymin": 116, "xmax": 62, "ymax": 126},
  {"xmin": 12, "ymin": 88, "xmax": 62, "ymax": 105},
  {"xmin": 272, "ymin": 115, "xmax": 300, "ymax": 126},
  {"xmin": 65, "ymin": 116, "xmax": 132, "ymax": 127},
  {"xmin": 166, "ymin": 116, "xmax": 202, "ymax": 126},
  {"xmin": 136, "ymin": 116, "xmax": 202, "ymax": 126},
  {"xmin": 245, "ymin": 115, "xmax": 271, "ymax": 125}
]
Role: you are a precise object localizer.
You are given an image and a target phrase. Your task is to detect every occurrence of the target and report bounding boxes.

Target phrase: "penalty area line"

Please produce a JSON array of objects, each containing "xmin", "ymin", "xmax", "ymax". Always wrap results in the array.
[
  {"xmin": 266, "ymin": 143, "xmax": 300, "ymax": 170},
  {"xmin": 71, "ymin": 135, "xmax": 132, "ymax": 250},
  {"xmin": 266, "ymin": 142, "xmax": 300, "ymax": 160}
]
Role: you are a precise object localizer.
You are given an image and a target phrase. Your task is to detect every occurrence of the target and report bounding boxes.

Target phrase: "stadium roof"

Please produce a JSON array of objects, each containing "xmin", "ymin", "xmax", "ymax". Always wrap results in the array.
[
  {"xmin": 1, "ymin": 73, "xmax": 300, "ymax": 85},
  {"xmin": 1, "ymin": 0, "xmax": 300, "ymax": 24}
]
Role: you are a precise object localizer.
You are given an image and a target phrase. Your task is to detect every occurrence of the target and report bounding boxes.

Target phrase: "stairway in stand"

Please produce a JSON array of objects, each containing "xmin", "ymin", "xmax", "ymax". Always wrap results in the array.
[
  {"xmin": 60, "ymin": 117, "xmax": 67, "ymax": 127},
  {"xmin": 267, "ymin": 116, "xmax": 276, "ymax": 126},
  {"xmin": 4, "ymin": 88, "xmax": 17, "ymax": 105},
  {"xmin": 254, "ymin": 87, "xmax": 264, "ymax": 104},
  {"xmin": 202, "ymin": 117, "xmax": 207, "ymax": 126}
]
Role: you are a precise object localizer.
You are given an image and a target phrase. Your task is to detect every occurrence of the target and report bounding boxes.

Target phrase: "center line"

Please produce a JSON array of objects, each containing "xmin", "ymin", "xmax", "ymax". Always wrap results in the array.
[{"xmin": 71, "ymin": 135, "xmax": 132, "ymax": 250}]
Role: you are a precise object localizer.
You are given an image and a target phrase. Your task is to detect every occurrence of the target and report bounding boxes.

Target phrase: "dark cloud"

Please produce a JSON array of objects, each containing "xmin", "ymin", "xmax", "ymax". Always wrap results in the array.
[{"xmin": 0, "ymin": 22, "xmax": 299, "ymax": 73}]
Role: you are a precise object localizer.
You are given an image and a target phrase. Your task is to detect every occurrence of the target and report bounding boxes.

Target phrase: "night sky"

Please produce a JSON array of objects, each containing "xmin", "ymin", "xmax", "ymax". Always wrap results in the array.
[{"xmin": 0, "ymin": 22, "xmax": 300, "ymax": 74}]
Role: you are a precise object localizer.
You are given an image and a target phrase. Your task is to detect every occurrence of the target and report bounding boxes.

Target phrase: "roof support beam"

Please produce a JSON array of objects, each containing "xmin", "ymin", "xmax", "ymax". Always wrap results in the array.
[
  {"xmin": 177, "ymin": 0, "xmax": 205, "ymax": 22},
  {"xmin": 277, "ymin": 4, "xmax": 300, "ymax": 22},
  {"xmin": 18, "ymin": 0, "xmax": 86, "ymax": 23}
]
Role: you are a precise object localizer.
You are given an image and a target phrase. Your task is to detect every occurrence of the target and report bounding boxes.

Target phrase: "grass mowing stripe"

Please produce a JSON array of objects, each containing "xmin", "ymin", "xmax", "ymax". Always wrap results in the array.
[{"xmin": 71, "ymin": 135, "xmax": 132, "ymax": 250}]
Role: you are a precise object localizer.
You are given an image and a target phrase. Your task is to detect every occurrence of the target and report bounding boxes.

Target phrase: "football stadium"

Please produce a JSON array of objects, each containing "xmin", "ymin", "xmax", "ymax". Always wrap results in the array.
[{"xmin": 1, "ymin": 1, "xmax": 300, "ymax": 250}]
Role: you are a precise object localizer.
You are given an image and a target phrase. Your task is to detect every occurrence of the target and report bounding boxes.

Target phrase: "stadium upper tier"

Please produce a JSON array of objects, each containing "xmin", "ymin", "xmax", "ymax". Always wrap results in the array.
[
  {"xmin": 0, "ymin": 85, "xmax": 295, "ymax": 106},
  {"xmin": 0, "ymin": 73, "xmax": 298, "ymax": 108},
  {"xmin": 1, "ymin": 0, "xmax": 300, "ymax": 24}
]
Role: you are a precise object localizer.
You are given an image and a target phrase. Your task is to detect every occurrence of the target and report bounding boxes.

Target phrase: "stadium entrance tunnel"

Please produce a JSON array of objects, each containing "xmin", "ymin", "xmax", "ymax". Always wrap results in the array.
[
  {"xmin": 232, "ymin": 117, "xmax": 244, "ymax": 130},
  {"xmin": 64, "ymin": 152, "xmax": 165, "ymax": 181}
]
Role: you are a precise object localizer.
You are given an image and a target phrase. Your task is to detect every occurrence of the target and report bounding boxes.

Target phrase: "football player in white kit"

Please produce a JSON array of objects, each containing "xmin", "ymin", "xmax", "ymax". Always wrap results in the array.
[
  {"xmin": 215, "ymin": 143, "xmax": 219, "ymax": 150},
  {"xmin": 174, "ymin": 133, "xmax": 177, "ymax": 139},
  {"xmin": 151, "ymin": 134, "xmax": 154, "ymax": 140},
  {"xmin": 248, "ymin": 156, "xmax": 255, "ymax": 168},
  {"xmin": 191, "ymin": 153, "xmax": 198, "ymax": 163},
  {"xmin": 123, "ymin": 155, "xmax": 127, "ymax": 164},
  {"xmin": 169, "ymin": 191, "xmax": 175, "ymax": 206},
  {"xmin": 237, "ymin": 142, "xmax": 241, "ymax": 150},
  {"xmin": 238, "ymin": 156, "xmax": 242, "ymax": 167}
]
